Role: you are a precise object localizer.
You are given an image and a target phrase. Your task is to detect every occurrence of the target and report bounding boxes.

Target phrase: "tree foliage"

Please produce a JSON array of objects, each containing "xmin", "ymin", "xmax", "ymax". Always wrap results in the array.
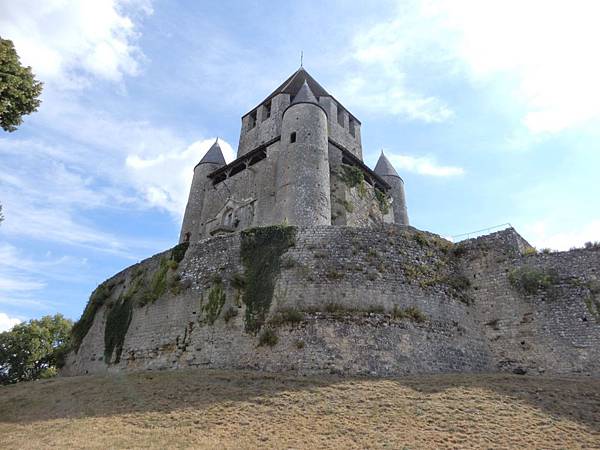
[
  {"xmin": 0, "ymin": 37, "xmax": 43, "ymax": 132},
  {"xmin": 0, "ymin": 314, "xmax": 72, "ymax": 385}
]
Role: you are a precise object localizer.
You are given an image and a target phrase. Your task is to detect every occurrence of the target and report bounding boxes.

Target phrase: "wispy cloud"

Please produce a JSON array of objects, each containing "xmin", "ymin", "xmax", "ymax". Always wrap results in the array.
[
  {"xmin": 0, "ymin": 243, "xmax": 88, "ymax": 312},
  {"xmin": 0, "ymin": 313, "xmax": 21, "ymax": 332},
  {"xmin": 0, "ymin": 0, "xmax": 152, "ymax": 87},
  {"xmin": 350, "ymin": 0, "xmax": 600, "ymax": 133},
  {"xmin": 522, "ymin": 220, "xmax": 600, "ymax": 251},
  {"xmin": 125, "ymin": 138, "xmax": 236, "ymax": 217},
  {"xmin": 386, "ymin": 152, "xmax": 464, "ymax": 177}
]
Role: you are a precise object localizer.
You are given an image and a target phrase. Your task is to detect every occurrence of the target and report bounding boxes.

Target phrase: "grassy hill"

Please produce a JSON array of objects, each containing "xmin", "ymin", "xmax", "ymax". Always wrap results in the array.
[{"xmin": 0, "ymin": 369, "xmax": 598, "ymax": 449}]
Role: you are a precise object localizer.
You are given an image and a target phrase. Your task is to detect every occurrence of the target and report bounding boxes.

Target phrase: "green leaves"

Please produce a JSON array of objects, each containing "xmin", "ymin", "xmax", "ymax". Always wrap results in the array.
[
  {"xmin": 0, "ymin": 37, "xmax": 43, "ymax": 132},
  {"xmin": 0, "ymin": 314, "xmax": 72, "ymax": 384}
]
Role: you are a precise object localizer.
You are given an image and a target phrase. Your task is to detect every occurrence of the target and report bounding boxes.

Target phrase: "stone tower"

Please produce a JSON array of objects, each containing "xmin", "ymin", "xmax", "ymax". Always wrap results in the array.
[
  {"xmin": 179, "ymin": 67, "xmax": 409, "ymax": 242},
  {"xmin": 274, "ymin": 81, "xmax": 331, "ymax": 226},
  {"xmin": 179, "ymin": 139, "xmax": 226, "ymax": 242},
  {"xmin": 375, "ymin": 151, "xmax": 409, "ymax": 225}
]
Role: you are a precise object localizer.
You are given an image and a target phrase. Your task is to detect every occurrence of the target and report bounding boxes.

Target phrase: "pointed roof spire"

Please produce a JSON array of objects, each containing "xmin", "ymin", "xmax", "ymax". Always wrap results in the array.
[
  {"xmin": 292, "ymin": 80, "xmax": 317, "ymax": 105},
  {"xmin": 198, "ymin": 139, "xmax": 226, "ymax": 166},
  {"xmin": 374, "ymin": 150, "xmax": 400, "ymax": 178}
]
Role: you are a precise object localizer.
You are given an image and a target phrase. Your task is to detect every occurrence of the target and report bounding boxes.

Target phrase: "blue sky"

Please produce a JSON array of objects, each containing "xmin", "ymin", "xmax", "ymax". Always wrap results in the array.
[{"xmin": 1, "ymin": 0, "xmax": 599, "ymax": 330}]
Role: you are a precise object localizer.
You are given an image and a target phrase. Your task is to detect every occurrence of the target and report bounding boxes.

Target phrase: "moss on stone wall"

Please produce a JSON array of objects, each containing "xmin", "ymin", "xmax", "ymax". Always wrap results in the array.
[
  {"xmin": 70, "ymin": 242, "xmax": 190, "ymax": 358},
  {"xmin": 340, "ymin": 164, "xmax": 367, "ymax": 198},
  {"xmin": 240, "ymin": 225, "xmax": 296, "ymax": 334},
  {"xmin": 508, "ymin": 267, "xmax": 559, "ymax": 296},
  {"xmin": 104, "ymin": 297, "xmax": 133, "ymax": 364},
  {"xmin": 71, "ymin": 282, "xmax": 113, "ymax": 352},
  {"xmin": 171, "ymin": 242, "xmax": 189, "ymax": 263},
  {"xmin": 375, "ymin": 189, "xmax": 390, "ymax": 215},
  {"xmin": 202, "ymin": 282, "xmax": 226, "ymax": 325}
]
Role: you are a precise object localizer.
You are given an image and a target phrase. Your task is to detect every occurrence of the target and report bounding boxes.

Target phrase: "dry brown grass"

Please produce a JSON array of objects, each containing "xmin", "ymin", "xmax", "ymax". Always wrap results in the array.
[{"xmin": 0, "ymin": 369, "xmax": 598, "ymax": 449}]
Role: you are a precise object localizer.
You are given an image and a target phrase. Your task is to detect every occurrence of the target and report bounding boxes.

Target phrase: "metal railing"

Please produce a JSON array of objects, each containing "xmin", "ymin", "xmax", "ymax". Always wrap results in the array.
[{"xmin": 450, "ymin": 223, "xmax": 513, "ymax": 242}]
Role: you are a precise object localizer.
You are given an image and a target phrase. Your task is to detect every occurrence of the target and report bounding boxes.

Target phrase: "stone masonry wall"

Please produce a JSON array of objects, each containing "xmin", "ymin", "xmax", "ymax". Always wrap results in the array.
[{"xmin": 63, "ymin": 227, "xmax": 600, "ymax": 377}]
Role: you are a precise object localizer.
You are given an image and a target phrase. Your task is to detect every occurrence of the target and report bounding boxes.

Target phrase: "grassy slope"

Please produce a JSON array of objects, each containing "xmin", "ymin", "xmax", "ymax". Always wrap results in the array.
[{"xmin": 0, "ymin": 370, "xmax": 599, "ymax": 449}]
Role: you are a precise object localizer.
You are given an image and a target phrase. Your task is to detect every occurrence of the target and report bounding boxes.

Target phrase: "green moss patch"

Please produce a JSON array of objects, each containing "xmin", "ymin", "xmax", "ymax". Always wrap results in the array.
[
  {"xmin": 375, "ymin": 189, "xmax": 390, "ymax": 215},
  {"xmin": 392, "ymin": 306, "xmax": 427, "ymax": 323},
  {"xmin": 171, "ymin": 242, "xmax": 189, "ymax": 263},
  {"xmin": 240, "ymin": 225, "xmax": 296, "ymax": 334},
  {"xmin": 508, "ymin": 267, "xmax": 559, "ymax": 296},
  {"xmin": 258, "ymin": 327, "xmax": 278, "ymax": 347},
  {"xmin": 71, "ymin": 242, "xmax": 190, "ymax": 358},
  {"xmin": 104, "ymin": 297, "xmax": 133, "ymax": 364},
  {"xmin": 339, "ymin": 164, "xmax": 367, "ymax": 198},
  {"xmin": 202, "ymin": 282, "xmax": 226, "ymax": 325},
  {"xmin": 71, "ymin": 282, "xmax": 113, "ymax": 353}
]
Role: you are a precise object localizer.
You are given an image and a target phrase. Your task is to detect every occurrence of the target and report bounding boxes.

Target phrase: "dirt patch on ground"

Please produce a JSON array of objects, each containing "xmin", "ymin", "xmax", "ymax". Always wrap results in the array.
[{"xmin": 0, "ymin": 369, "xmax": 598, "ymax": 449}]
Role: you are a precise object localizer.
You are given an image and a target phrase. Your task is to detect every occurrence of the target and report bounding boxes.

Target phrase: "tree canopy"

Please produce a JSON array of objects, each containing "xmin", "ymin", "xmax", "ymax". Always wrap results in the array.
[
  {"xmin": 0, "ymin": 314, "xmax": 72, "ymax": 384},
  {"xmin": 0, "ymin": 37, "xmax": 43, "ymax": 132}
]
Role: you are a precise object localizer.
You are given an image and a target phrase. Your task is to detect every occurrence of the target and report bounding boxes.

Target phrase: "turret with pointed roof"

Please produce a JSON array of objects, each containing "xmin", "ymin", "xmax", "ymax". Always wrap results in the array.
[
  {"xmin": 180, "ymin": 139, "xmax": 227, "ymax": 243},
  {"xmin": 196, "ymin": 139, "xmax": 226, "ymax": 167},
  {"xmin": 375, "ymin": 151, "xmax": 409, "ymax": 225}
]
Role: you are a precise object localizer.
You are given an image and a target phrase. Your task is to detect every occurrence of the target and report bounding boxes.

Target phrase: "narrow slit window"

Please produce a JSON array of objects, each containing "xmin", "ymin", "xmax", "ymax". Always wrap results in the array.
[
  {"xmin": 290, "ymin": 132, "xmax": 296, "ymax": 143},
  {"xmin": 337, "ymin": 106, "xmax": 345, "ymax": 127},
  {"xmin": 248, "ymin": 110, "xmax": 257, "ymax": 129},
  {"xmin": 263, "ymin": 100, "xmax": 271, "ymax": 120},
  {"xmin": 349, "ymin": 118, "xmax": 355, "ymax": 137}
]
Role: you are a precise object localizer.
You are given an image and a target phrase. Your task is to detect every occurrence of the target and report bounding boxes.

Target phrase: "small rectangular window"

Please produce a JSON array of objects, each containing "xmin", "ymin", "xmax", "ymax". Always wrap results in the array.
[
  {"xmin": 290, "ymin": 132, "xmax": 296, "ymax": 143},
  {"xmin": 248, "ymin": 110, "xmax": 257, "ymax": 129},
  {"xmin": 349, "ymin": 118, "xmax": 355, "ymax": 137},
  {"xmin": 263, "ymin": 100, "xmax": 271, "ymax": 121},
  {"xmin": 337, "ymin": 106, "xmax": 345, "ymax": 127}
]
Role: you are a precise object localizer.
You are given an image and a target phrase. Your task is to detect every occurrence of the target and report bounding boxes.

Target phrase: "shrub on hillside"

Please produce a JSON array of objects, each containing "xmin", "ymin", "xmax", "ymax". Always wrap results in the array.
[{"xmin": 0, "ymin": 314, "xmax": 72, "ymax": 384}]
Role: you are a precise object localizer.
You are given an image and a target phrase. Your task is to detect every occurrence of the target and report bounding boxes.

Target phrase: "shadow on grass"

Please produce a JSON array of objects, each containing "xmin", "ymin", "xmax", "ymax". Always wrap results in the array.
[{"xmin": 0, "ymin": 369, "xmax": 598, "ymax": 432}]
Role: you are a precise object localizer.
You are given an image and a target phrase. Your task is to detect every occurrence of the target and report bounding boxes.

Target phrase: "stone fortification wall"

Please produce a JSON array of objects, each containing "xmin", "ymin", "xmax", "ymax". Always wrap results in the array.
[
  {"xmin": 63, "ymin": 226, "xmax": 600, "ymax": 377},
  {"xmin": 460, "ymin": 230, "xmax": 600, "ymax": 374}
]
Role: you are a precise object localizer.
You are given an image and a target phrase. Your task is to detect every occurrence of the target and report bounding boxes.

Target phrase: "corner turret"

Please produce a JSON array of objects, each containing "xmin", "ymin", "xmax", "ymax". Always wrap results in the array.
[
  {"xmin": 179, "ymin": 139, "xmax": 226, "ymax": 242},
  {"xmin": 375, "ymin": 151, "xmax": 409, "ymax": 225}
]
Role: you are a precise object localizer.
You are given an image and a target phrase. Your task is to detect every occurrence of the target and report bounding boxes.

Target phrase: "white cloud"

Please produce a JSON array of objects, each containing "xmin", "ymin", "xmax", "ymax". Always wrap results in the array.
[
  {"xmin": 0, "ymin": 0, "xmax": 151, "ymax": 87},
  {"xmin": 125, "ymin": 138, "xmax": 236, "ymax": 216},
  {"xmin": 522, "ymin": 220, "xmax": 600, "ymax": 251},
  {"xmin": 0, "ymin": 243, "xmax": 89, "ymax": 311},
  {"xmin": 340, "ymin": 75, "xmax": 453, "ymax": 123},
  {"xmin": 0, "ymin": 313, "xmax": 21, "ymax": 332},
  {"xmin": 350, "ymin": 0, "xmax": 600, "ymax": 133},
  {"xmin": 386, "ymin": 152, "xmax": 464, "ymax": 177}
]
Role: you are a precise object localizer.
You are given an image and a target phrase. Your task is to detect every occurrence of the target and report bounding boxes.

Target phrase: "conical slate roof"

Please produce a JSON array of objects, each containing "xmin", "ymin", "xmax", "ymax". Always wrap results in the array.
[
  {"xmin": 198, "ymin": 139, "xmax": 226, "ymax": 166},
  {"xmin": 374, "ymin": 151, "xmax": 400, "ymax": 178},
  {"xmin": 292, "ymin": 80, "xmax": 318, "ymax": 105}
]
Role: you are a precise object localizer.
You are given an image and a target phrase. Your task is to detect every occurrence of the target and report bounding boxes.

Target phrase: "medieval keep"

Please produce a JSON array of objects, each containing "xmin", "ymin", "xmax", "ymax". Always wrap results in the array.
[
  {"xmin": 63, "ymin": 65, "xmax": 600, "ymax": 379},
  {"xmin": 179, "ymin": 68, "xmax": 409, "ymax": 243}
]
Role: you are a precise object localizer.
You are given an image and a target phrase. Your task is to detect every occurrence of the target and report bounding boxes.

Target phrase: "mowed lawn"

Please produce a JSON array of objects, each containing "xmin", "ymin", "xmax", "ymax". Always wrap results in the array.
[{"xmin": 0, "ymin": 369, "xmax": 598, "ymax": 449}]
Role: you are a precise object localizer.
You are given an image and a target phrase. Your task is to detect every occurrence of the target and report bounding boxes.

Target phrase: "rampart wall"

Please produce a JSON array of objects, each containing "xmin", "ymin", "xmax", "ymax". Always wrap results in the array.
[{"xmin": 63, "ymin": 227, "xmax": 600, "ymax": 377}]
